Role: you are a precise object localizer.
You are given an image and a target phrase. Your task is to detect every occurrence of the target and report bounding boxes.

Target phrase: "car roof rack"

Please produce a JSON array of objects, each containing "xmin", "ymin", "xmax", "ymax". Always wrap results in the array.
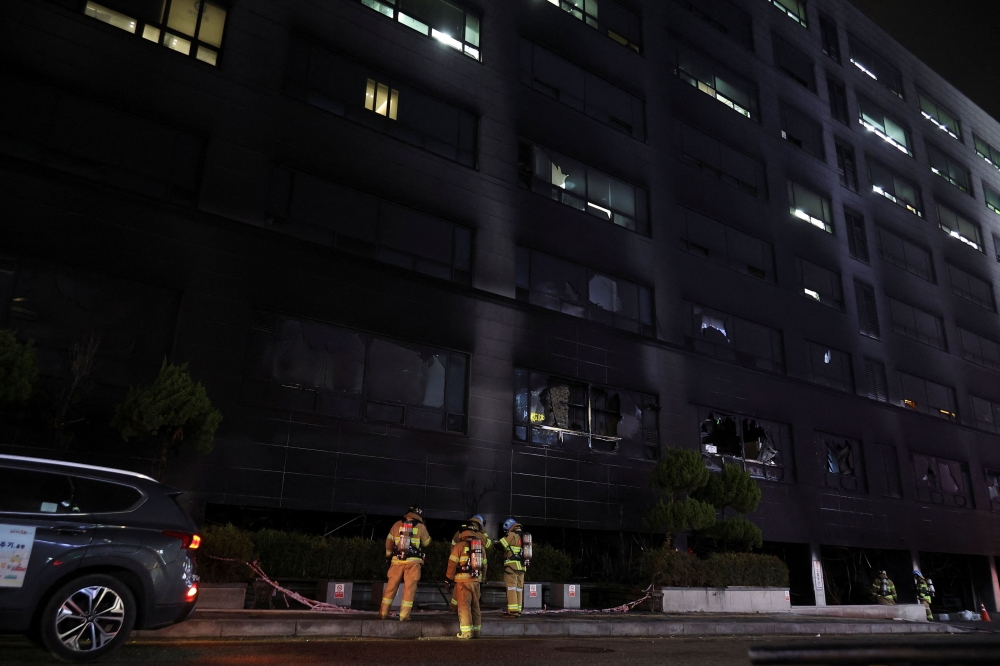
[{"xmin": 0, "ymin": 454, "xmax": 158, "ymax": 483}]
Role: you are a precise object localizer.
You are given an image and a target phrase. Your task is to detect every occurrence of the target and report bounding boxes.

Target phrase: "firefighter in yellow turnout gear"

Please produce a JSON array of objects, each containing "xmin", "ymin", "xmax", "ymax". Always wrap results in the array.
[
  {"xmin": 498, "ymin": 518, "xmax": 527, "ymax": 617},
  {"xmin": 449, "ymin": 515, "xmax": 491, "ymax": 614},
  {"xmin": 445, "ymin": 523, "xmax": 484, "ymax": 639},
  {"xmin": 381, "ymin": 506, "xmax": 432, "ymax": 621}
]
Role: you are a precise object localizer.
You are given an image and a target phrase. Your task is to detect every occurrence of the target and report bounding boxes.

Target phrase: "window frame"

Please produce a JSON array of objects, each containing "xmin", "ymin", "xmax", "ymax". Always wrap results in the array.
[
  {"xmin": 698, "ymin": 407, "xmax": 790, "ymax": 482},
  {"xmin": 819, "ymin": 434, "xmax": 866, "ymax": 492},
  {"xmin": 937, "ymin": 203, "xmax": 983, "ymax": 252},
  {"xmin": 806, "ymin": 342, "xmax": 854, "ymax": 393},
  {"xmin": 857, "ymin": 96, "xmax": 912, "ymax": 156},
  {"xmin": 787, "ymin": 180, "xmax": 834, "ymax": 233},
  {"xmin": 847, "ymin": 33, "xmax": 905, "ymax": 99},
  {"xmin": 543, "ymin": 0, "xmax": 643, "ymax": 53},
  {"xmin": 926, "ymin": 143, "xmax": 972, "ymax": 195},
  {"xmin": 0, "ymin": 470, "xmax": 146, "ymax": 516},
  {"xmin": 974, "ymin": 134, "xmax": 1000, "ymax": 170},
  {"xmin": 357, "ymin": 0, "xmax": 483, "ymax": 61},
  {"xmin": 766, "ymin": 0, "xmax": 807, "ymax": 28},
  {"xmin": 868, "ymin": 159, "xmax": 923, "ymax": 218},
  {"xmin": 886, "ymin": 296, "xmax": 947, "ymax": 351},
  {"xmin": 673, "ymin": 40, "xmax": 759, "ymax": 120},
  {"xmin": 819, "ymin": 14, "xmax": 841, "ymax": 63},
  {"xmin": 917, "ymin": 91, "xmax": 962, "ymax": 141},
  {"xmin": 797, "ymin": 257, "xmax": 844, "ymax": 310},
  {"xmin": 686, "ymin": 302, "xmax": 786, "ymax": 374},
  {"xmin": 680, "ymin": 207, "xmax": 776, "ymax": 283},
  {"xmin": 899, "ymin": 371, "xmax": 958, "ymax": 421}
]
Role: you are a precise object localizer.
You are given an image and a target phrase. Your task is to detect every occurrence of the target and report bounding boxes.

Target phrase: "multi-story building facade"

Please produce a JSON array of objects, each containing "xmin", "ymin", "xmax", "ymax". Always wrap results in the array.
[{"xmin": 3, "ymin": 0, "xmax": 1000, "ymax": 608}]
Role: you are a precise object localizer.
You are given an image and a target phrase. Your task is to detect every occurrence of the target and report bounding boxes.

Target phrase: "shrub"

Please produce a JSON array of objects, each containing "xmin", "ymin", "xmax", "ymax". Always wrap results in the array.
[
  {"xmin": 199, "ymin": 524, "xmax": 255, "ymax": 583},
  {"xmin": 0, "ymin": 330, "xmax": 38, "ymax": 405},
  {"xmin": 641, "ymin": 547, "xmax": 789, "ymax": 588},
  {"xmin": 251, "ymin": 529, "xmax": 386, "ymax": 580},
  {"xmin": 525, "ymin": 543, "xmax": 573, "ymax": 582}
]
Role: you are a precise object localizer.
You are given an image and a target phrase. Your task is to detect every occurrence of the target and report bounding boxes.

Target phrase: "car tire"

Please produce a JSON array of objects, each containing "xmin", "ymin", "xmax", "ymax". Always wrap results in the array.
[{"xmin": 39, "ymin": 573, "xmax": 137, "ymax": 663}]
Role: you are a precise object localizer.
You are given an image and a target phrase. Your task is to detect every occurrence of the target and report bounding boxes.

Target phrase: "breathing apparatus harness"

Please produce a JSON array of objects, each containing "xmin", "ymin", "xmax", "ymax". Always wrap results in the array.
[{"xmin": 394, "ymin": 516, "xmax": 426, "ymax": 562}]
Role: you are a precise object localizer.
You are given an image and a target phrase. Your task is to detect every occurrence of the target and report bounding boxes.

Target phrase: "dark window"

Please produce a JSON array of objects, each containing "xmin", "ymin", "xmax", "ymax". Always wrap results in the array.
[
  {"xmin": 986, "ymin": 470, "xmax": 1000, "ymax": 511},
  {"xmin": 267, "ymin": 166, "xmax": 472, "ymax": 285},
  {"xmin": 927, "ymin": 144, "xmax": 972, "ymax": 194},
  {"xmin": 773, "ymin": 35, "xmax": 816, "ymax": 91},
  {"xmin": 513, "ymin": 368, "xmax": 658, "ymax": 459},
  {"xmin": 970, "ymin": 395, "xmax": 1000, "ymax": 433},
  {"xmin": 855, "ymin": 281, "xmax": 880, "ymax": 339},
  {"xmin": 787, "ymin": 180, "xmax": 833, "ymax": 233},
  {"xmin": 938, "ymin": 204, "xmax": 983, "ymax": 251},
  {"xmin": 863, "ymin": 358, "xmax": 889, "ymax": 402},
  {"xmin": 985, "ymin": 183, "xmax": 1000, "ymax": 217},
  {"xmin": 519, "ymin": 39, "xmax": 646, "ymax": 140},
  {"xmin": 868, "ymin": 159, "xmax": 923, "ymax": 217},
  {"xmin": 356, "ymin": 0, "xmax": 481, "ymax": 59},
  {"xmin": 699, "ymin": 408, "xmax": 789, "ymax": 482},
  {"xmin": 766, "ymin": 0, "xmax": 807, "ymax": 27},
  {"xmin": 286, "ymin": 40, "xmax": 478, "ymax": 166},
  {"xmin": 994, "ymin": 234, "xmax": 1000, "ymax": 262},
  {"xmin": 882, "ymin": 445, "xmax": 902, "ymax": 498},
  {"xmin": 241, "ymin": 314, "xmax": 469, "ymax": 433},
  {"xmin": 798, "ymin": 258, "xmax": 843, "ymax": 309},
  {"xmin": 877, "ymin": 227, "xmax": 934, "ymax": 282},
  {"xmin": 912, "ymin": 454, "xmax": 973, "ymax": 508},
  {"xmin": 947, "ymin": 264, "xmax": 995, "ymax": 311},
  {"xmin": 545, "ymin": 0, "xmax": 643, "ymax": 52},
  {"xmin": 807, "ymin": 342, "xmax": 853, "ymax": 392},
  {"xmin": 671, "ymin": 0, "xmax": 753, "ymax": 51},
  {"xmin": 679, "ymin": 208, "xmax": 775, "ymax": 282},
  {"xmin": 819, "ymin": 434, "xmax": 865, "ymax": 492},
  {"xmin": 899, "ymin": 372, "xmax": 957, "ymax": 421},
  {"xmin": 846, "ymin": 208, "xmax": 869, "ymax": 263},
  {"xmin": 974, "ymin": 134, "xmax": 1000, "ymax": 170},
  {"xmin": 0, "ymin": 469, "xmax": 142, "ymax": 514},
  {"xmin": 827, "ymin": 77, "xmax": 850, "ymax": 125},
  {"xmin": 518, "ymin": 141, "xmax": 649, "ymax": 235},
  {"xmin": 819, "ymin": 15, "xmax": 841, "ymax": 63},
  {"xmin": 958, "ymin": 327, "xmax": 1000, "ymax": 372},
  {"xmin": 673, "ymin": 40, "xmax": 759, "ymax": 120},
  {"xmin": 847, "ymin": 34, "xmax": 904, "ymax": 99},
  {"xmin": 857, "ymin": 96, "xmax": 912, "ymax": 156},
  {"xmin": 887, "ymin": 297, "xmax": 946, "ymax": 350},
  {"xmin": 83, "ymin": 0, "xmax": 228, "ymax": 66},
  {"xmin": 516, "ymin": 247, "xmax": 654, "ymax": 335},
  {"xmin": 918, "ymin": 91, "xmax": 961, "ymax": 141},
  {"xmin": 780, "ymin": 103, "xmax": 824, "ymax": 158},
  {"xmin": 835, "ymin": 141, "xmax": 858, "ymax": 191},
  {"xmin": 685, "ymin": 302, "xmax": 785, "ymax": 373},
  {"xmin": 679, "ymin": 123, "xmax": 764, "ymax": 196}
]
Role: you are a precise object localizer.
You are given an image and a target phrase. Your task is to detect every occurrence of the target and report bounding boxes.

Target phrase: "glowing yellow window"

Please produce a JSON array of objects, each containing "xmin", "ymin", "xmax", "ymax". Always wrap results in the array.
[
  {"xmin": 365, "ymin": 78, "xmax": 399, "ymax": 120},
  {"xmin": 84, "ymin": 2, "xmax": 137, "ymax": 33}
]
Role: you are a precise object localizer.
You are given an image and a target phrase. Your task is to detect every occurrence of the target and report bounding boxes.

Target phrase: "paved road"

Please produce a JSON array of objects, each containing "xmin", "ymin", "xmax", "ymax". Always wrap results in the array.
[{"xmin": 0, "ymin": 635, "xmax": 986, "ymax": 665}]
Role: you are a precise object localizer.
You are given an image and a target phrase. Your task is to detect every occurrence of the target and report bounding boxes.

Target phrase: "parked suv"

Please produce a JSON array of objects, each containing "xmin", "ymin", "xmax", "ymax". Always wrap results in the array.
[{"xmin": 0, "ymin": 455, "xmax": 200, "ymax": 661}]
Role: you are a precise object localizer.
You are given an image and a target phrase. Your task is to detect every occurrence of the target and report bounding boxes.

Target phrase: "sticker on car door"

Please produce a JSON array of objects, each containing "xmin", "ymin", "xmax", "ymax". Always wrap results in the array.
[{"xmin": 0, "ymin": 525, "xmax": 36, "ymax": 588}]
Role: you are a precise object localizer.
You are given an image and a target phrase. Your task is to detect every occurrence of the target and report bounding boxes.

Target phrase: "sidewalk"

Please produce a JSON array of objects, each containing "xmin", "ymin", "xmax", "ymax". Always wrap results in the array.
[{"xmin": 135, "ymin": 609, "xmax": 964, "ymax": 640}]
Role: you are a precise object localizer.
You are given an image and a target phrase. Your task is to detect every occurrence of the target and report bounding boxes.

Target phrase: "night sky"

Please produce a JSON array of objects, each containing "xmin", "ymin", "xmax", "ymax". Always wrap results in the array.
[{"xmin": 848, "ymin": 0, "xmax": 1000, "ymax": 121}]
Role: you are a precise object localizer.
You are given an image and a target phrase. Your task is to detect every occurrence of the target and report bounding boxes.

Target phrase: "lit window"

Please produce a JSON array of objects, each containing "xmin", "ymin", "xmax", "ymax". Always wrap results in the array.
[
  {"xmin": 918, "ymin": 92, "xmax": 962, "ymax": 141},
  {"xmin": 787, "ymin": 181, "xmax": 833, "ymax": 233},
  {"xmin": 358, "ymin": 0, "xmax": 483, "ymax": 61},
  {"xmin": 937, "ymin": 204, "xmax": 982, "ymax": 252},
  {"xmin": 847, "ymin": 34, "xmax": 904, "ymax": 99},
  {"xmin": 766, "ymin": 0, "xmax": 807, "ymax": 27},
  {"xmin": 545, "ymin": 0, "xmax": 643, "ymax": 53},
  {"xmin": 974, "ymin": 134, "xmax": 1000, "ymax": 171},
  {"xmin": 857, "ymin": 96, "xmax": 911, "ymax": 156},
  {"xmin": 365, "ymin": 79, "xmax": 399, "ymax": 120},
  {"xmin": 674, "ymin": 42, "xmax": 758, "ymax": 120},
  {"xmin": 82, "ymin": 1, "xmax": 227, "ymax": 66},
  {"xmin": 927, "ymin": 144, "xmax": 971, "ymax": 194},
  {"xmin": 868, "ymin": 159, "xmax": 922, "ymax": 217},
  {"xmin": 985, "ymin": 183, "xmax": 1000, "ymax": 216}
]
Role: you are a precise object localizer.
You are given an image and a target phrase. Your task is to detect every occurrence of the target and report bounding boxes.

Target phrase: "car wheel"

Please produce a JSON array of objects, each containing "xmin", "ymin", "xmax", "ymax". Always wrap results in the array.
[{"xmin": 39, "ymin": 573, "xmax": 137, "ymax": 662}]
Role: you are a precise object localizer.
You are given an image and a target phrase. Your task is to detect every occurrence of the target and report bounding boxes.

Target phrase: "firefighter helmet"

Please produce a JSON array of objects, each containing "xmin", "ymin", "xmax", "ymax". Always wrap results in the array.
[
  {"xmin": 503, "ymin": 518, "xmax": 516, "ymax": 532},
  {"xmin": 408, "ymin": 506, "xmax": 424, "ymax": 516},
  {"xmin": 470, "ymin": 514, "xmax": 484, "ymax": 528}
]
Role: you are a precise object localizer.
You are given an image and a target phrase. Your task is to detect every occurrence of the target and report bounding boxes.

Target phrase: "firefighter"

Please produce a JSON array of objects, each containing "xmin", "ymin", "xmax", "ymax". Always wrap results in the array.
[
  {"xmin": 380, "ymin": 506, "xmax": 432, "ymax": 621},
  {"xmin": 498, "ymin": 517, "xmax": 525, "ymax": 617},
  {"xmin": 870, "ymin": 570, "xmax": 897, "ymax": 605},
  {"xmin": 913, "ymin": 570, "xmax": 934, "ymax": 621},
  {"xmin": 449, "ymin": 515, "xmax": 491, "ymax": 614},
  {"xmin": 445, "ymin": 523, "xmax": 484, "ymax": 639}
]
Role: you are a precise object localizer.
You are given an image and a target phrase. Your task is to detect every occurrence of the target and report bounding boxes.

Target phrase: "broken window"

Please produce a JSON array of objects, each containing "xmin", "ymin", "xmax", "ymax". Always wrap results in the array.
[
  {"xmin": 848, "ymin": 34, "xmax": 904, "ymax": 99},
  {"xmin": 819, "ymin": 435, "xmax": 865, "ymax": 492},
  {"xmin": 686, "ymin": 303, "xmax": 785, "ymax": 373},
  {"xmin": 243, "ymin": 313, "xmax": 468, "ymax": 433},
  {"xmin": 869, "ymin": 159, "xmax": 923, "ymax": 217},
  {"xmin": 927, "ymin": 144, "xmax": 971, "ymax": 194},
  {"xmin": 787, "ymin": 180, "xmax": 833, "ymax": 233},
  {"xmin": 679, "ymin": 123, "xmax": 763, "ymax": 196},
  {"xmin": 958, "ymin": 327, "xmax": 1000, "ymax": 372},
  {"xmin": 857, "ymin": 96, "xmax": 912, "ymax": 156},
  {"xmin": 699, "ymin": 408, "xmax": 788, "ymax": 481},
  {"xmin": 513, "ymin": 368, "xmax": 658, "ymax": 459},
  {"xmin": 912, "ymin": 454, "xmax": 973, "ymax": 508},
  {"xmin": 807, "ymin": 343, "xmax": 853, "ymax": 392},
  {"xmin": 947, "ymin": 264, "xmax": 994, "ymax": 311},
  {"xmin": 780, "ymin": 103, "xmax": 824, "ymax": 158},
  {"xmin": 969, "ymin": 395, "xmax": 1000, "ymax": 434},
  {"xmin": 798, "ymin": 259, "xmax": 843, "ymax": 309},
  {"xmin": 519, "ymin": 39, "xmax": 646, "ymax": 140},
  {"xmin": 518, "ymin": 142, "xmax": 649, "ymax": 235},
  {"xmin": 671, "ymin": 0, "xmax": 753, "ymax": 51},
  {"xmin": 938, "ymin": 205, "xmax": 982, "ymax": 252},
  {"xmin": 357, "ymin": 0, "xmax": 482, "ymax": 60},
  {"xmin": 918, "ymin": 91, "xmax": 961, "ymax": 141},
  {"xmin": 887, "ymin": 298, "xmax": 947, "ymax": 350},
  {"xmin": 985, "ymin": 470, "xmax": 1000, "ymax": 511},
  {"xmin": 673, "ymin": 41, "xmax": 759, "ymax": 120},
  {"xmin": 899, "ymin": 371, "xmax": 957, "ymax": 421},
  {"xmin": 516, "ymin": 247, "xmax": 654, "ymax": 335},
  {"xmin": 773, "ymin": 35, "xmax": 816, "ymax": 91},
  {"xmin": 863, "ymin": 358, "xmax": 889, "ymax": 403},
  {"xmin": 544, "ymin": 0, "xmax": 642, "ymax": 52},
  {"xmin": 679, "ymin": 208, "xmax": 775, "ymax": 282},
  {"xmin": 877, "ymin": 227, "xmax": 934, "ymax": 283}
]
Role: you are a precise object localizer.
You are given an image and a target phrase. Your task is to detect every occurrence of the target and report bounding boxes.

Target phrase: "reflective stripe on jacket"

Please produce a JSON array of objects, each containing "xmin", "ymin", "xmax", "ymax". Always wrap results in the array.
[
  {"xmin": 499, "ymin": 525, "xmax": 524, "ymax": 571},
  {"xmin": 385, "ymin": 514, "xmax": 431, "ymax": 564},
  {"xmin": 446, "ymin": 530, "xmax": 481, "ymax": 582}
]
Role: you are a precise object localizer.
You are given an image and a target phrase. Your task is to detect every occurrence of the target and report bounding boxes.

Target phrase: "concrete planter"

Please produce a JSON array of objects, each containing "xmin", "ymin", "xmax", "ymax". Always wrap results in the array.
[
  {"xmin": 524, "ymin": 582, "xmax": 545, "ymax": 609},
  {"xmin": 198, "ymin": 583, "xmax": 248, "ymax": 610},
  {"xmin": 660, "ymin": 586, "xmax": 791, "ymax": 613}
]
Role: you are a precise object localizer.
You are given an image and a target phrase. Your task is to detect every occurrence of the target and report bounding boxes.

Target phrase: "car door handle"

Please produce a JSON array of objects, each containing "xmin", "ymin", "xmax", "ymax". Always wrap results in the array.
[{"xmin": 54, "ymin": 527, "xmax": 89, "ymax": 535}]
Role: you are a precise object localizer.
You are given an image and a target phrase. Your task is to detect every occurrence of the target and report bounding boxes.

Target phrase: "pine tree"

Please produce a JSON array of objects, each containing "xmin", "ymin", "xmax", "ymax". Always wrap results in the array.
[
  {"xmin": 0, "ymin": 330, "xmax": 39, "ymax": 405},
  {"xmin": 112, "ymin": 360, "xmax": 222, "ymax": 480},
  {"xmin": 644, "ymin": 448, "xmax": 717, "ymax": 548},
  {"xmin": 694, "ymin": 464, "xmax": 763, "ymax": 551}
]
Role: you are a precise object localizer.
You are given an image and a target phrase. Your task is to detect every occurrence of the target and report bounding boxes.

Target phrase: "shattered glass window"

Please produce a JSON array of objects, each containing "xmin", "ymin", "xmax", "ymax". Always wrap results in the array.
[
  {"xmin": 516, "ymin": 247, "xmax": 654, "ymax": 335},
  {"xmin": 699, "ymin": 409, "xmax": 787, "ymax": 481},
  {"xmin": 806, "ymin": 342, "xmax": 853, "ymax": 392},
  {"xmin": 687, "ymin": 303, "xmax": 785, "ymax": 373},
  {"xmin": 513, "ymin": 368, "xmax": 658, "ymax": 459},
  {"xmin": 913, "ymin": 454, "xmax": 972, "ymax": 508},
  {"xmin": 244, "ymin": 314, "xmax": 468, "ymax": 433},
  {"xmin": 969, "ymin": 395, "xmax": 1000, "ymax": 434},
  {"xmin": 819, "ymin": 435, "xmax": 864, "ymax": 492},
  {"xmin": 986, "ymin": 470, "xmax": 1000, "ymax": 511}
]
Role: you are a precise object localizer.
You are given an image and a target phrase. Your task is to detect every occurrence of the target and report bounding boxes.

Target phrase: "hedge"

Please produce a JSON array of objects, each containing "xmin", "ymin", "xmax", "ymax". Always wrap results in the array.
[{"xmin": 641, "ymin": 548, "xmax": 789, "ymax": 588}]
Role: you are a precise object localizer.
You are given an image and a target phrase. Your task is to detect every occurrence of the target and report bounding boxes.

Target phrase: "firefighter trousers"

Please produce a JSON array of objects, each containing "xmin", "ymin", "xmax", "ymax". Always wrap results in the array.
[
  {"xmin": 876, "ymin": 596, "xmax": 896, "ymax": 605},
  {"xmin": 380, "ymin": 561, "xmax": 421, "ymax": 620},
  {"xmin": 504, "ymin": 566, "xmax": 524, "ymax": 614},
  {"xmin": 454, "ymin": 580, "xmax": 481, "ymax": 637},
  {"xmin": 919, "ymin": 599, "xmax": 933, "ymax": 620}
]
